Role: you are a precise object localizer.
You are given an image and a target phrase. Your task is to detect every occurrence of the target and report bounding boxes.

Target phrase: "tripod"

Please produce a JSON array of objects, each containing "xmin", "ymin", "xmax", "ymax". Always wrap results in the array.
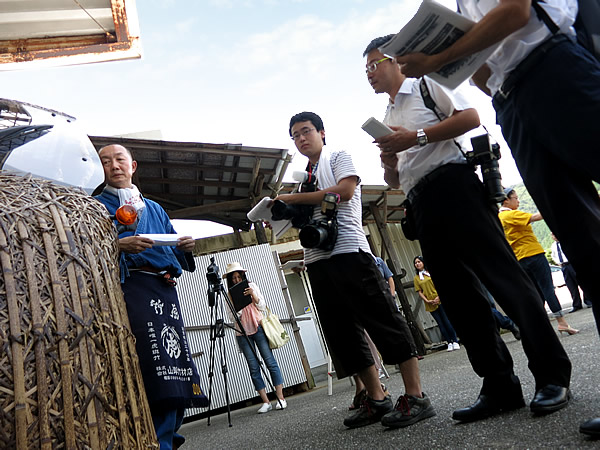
[{"xmin": 205, "ymin": 276, "xmax": 280, "ymax": 427}]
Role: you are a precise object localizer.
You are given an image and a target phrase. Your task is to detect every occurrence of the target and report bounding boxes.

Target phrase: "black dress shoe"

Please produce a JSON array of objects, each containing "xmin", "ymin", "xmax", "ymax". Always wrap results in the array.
[
  {"xmin": 530, "ymin": 385, "xmax": 570, "ymax": 414},
  {"xmin": 569, "ymin": 307, "xmax": 582, "ymax": 313},
  {"xmin": 452, "ymin": 394, "xmax": 525, "ymax": 422},
  {"xmin": 510, "ymin": 325, "xmax": 521, "ymax": 340},
  {"xmin": 580, "ymin": 417, "xmax": 600, "ymax": 437}
]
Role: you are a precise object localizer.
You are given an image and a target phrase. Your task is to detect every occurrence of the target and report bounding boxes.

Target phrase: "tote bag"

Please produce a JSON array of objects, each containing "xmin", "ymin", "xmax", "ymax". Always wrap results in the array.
[{"xmin": 262, "ymin": 306, "xmax": 290, "ymax": 349}]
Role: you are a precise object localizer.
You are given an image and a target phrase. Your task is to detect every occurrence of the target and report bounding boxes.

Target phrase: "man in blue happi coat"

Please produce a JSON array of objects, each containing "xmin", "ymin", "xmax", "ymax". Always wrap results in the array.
[{"xmin": 95, "ymin": 144, "xmax": 207, "ymax": 449}]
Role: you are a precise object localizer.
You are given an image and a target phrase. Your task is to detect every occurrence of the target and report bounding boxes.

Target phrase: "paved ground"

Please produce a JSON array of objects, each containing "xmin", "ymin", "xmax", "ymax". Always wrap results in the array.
[{"xmin": 179, "ymin": 307, "xmax": 600, "ymax": 449}]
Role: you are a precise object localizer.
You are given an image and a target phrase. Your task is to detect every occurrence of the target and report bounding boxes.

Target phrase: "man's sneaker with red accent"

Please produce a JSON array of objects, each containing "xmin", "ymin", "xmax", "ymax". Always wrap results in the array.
[
  {"xmin": 381, "ymin": 393, "xmax": 436, "ymax": 428},
  {"xmin": 343, "ymin": 396, "xmax": 393, "ymax": 428}
]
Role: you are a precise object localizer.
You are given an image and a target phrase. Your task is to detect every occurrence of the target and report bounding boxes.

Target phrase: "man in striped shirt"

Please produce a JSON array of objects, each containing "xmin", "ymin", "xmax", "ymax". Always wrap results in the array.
[{"xmin": 272, "ymin": 111, "xmax": 435, "ymax": 430}]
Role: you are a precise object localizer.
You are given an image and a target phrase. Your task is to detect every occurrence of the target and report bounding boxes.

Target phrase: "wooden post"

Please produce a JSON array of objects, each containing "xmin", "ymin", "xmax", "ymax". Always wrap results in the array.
[{"xmin": 271, "ymin": 252, "xmax": 315, "ymax": 389}]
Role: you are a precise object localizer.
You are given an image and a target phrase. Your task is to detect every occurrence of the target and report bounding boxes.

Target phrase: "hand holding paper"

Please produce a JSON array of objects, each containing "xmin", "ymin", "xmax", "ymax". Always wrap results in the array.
[{"xmin": 378, "ymin": 0, "xmax": 499, "ymax": 89}]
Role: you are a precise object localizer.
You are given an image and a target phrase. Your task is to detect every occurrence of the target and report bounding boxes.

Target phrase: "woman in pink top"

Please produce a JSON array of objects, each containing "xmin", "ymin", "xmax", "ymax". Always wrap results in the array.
[{"xmin": 224, "ymin": 262, "xmax": 286, "ymax": 413}]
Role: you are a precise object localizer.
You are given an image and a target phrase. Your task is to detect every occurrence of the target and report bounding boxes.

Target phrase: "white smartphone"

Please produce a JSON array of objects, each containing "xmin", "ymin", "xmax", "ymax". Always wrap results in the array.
[{"xmin": 361, "ymin": 117, "xmax": 393, "ymax": 139}]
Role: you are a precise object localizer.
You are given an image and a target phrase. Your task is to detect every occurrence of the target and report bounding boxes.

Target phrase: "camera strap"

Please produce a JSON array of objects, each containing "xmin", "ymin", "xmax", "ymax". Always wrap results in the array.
[
  {"xmin": 419, "ymin": 77, "xmax": 498, "ymax": 159},
  {"xmin": 418, "ymin": 77, "xmax": 465, "ymax": 156}
]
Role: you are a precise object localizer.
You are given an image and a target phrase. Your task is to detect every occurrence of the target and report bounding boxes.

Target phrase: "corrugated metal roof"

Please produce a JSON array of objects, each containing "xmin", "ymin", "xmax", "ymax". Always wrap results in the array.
[
  {"xmin": 0, "ymin": 0, "xmax": 141, "ymax": 69},
  {"xmin": 0, "ymin": 0, "xmax": 115, "ymax": 40}
]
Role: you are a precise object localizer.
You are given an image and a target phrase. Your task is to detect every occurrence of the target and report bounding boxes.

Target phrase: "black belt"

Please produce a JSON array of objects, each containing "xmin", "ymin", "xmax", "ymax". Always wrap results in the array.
[
  {"xmin": 560, "ymin": 262, "xmax": 570, "ymax": 267},
  {"xmin": 493, "ymin": 34, "xmax": 570, "ymax": 105},
  {"xmin": 407, "ymin": 164, "xmax": 470, "ymax": 203}
]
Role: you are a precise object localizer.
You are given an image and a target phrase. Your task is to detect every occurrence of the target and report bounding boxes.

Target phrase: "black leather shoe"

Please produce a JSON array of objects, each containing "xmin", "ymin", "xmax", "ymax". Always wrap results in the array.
[
  {"xmin": 530, "ymin": 385, "xmax": 570, "ymax": 414},
  {"xmin": 569, "ymin": 307, "xmax": 582, "ymax": 313},
  {"xmin": 580, "ymin": 417, "xmax": 600, "ymax": 437},
  {"xmin": 511, "ymin": 325, "xmax": 521, "ymax": 340},
  {"xmin": 452, "ymin": 394, "xmax": 525, "ymax": 422}
]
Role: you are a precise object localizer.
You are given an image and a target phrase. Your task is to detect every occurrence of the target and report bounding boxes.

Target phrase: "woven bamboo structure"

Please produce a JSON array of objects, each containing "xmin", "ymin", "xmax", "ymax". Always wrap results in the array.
[{"xmin": 0, "ymin": 173, "xmax": 158, "ymax": 449}]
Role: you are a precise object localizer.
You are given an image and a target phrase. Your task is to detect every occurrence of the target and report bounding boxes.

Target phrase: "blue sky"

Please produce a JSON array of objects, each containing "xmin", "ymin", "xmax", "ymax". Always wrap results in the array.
[{"xmin": 2, "ymin": 0, "xmax": 521, "ymax": 236}]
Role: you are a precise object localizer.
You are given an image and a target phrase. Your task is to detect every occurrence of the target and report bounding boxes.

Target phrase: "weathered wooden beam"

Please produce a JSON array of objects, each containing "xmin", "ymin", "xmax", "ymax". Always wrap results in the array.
[{"xmin": 168, "ymin": 198, "xmax": 252, "ymax": 219}]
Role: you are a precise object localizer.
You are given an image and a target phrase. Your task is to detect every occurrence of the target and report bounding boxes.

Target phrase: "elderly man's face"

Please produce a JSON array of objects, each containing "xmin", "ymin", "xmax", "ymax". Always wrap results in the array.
[{"xmin": 99, "ymin": 145, "xmax": 137, "ymax": 189}]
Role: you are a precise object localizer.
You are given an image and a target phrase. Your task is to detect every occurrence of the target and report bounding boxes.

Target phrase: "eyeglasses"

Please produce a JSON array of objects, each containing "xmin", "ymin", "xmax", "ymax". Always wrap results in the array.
[
  {"xmin": 291, "ymin": 127, "xmax": 316, "ymax": 141},
  {"xmin": 366, "ymin": 57, "xmax": 392, "ymax": 73}
]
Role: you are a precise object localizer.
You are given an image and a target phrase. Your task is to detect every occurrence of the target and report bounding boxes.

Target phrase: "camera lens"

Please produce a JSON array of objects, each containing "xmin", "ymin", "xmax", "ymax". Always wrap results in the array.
[
  {"xmin": 299, "ymin": 225, "xmax": 328, "ymax": 248},
  {"xmin": 271, "ymin": 200, "xmax": 291, "ymax": 221}
]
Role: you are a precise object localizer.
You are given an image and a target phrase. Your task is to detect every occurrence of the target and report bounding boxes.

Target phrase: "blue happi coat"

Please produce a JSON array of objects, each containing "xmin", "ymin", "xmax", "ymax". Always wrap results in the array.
[{"xmin": 95, "ymin": 189, "xmax": 208, "ymax": 409}]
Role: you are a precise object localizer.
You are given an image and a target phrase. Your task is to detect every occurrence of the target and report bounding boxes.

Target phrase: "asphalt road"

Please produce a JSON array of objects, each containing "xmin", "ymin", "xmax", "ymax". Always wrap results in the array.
[{"xmin": 179, "ymin": 306, "xmax": 599, "ymax": 449}]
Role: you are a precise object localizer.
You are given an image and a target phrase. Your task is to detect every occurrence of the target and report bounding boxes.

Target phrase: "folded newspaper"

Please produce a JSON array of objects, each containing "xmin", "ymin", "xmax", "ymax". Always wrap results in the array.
[
  {"xmin": 379, "ymin": 0, "xmax": 499, "ymax": 89},
  {"xmin": 247, "ymin": 197, "xmax": 293, "ymax": 240}
]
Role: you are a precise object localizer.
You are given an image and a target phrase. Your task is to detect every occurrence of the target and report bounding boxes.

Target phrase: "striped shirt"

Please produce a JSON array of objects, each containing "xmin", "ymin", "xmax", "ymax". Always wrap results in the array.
[{"xmin": 304, "ymin": 150, "xmax": 371, "ymax": 265}]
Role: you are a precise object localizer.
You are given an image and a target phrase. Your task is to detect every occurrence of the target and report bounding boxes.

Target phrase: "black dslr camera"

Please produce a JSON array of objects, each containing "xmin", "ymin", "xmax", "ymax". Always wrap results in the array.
[
  {"xmin": 270, "ymin": 172, "xmax": 340, "ymax": 251},
  {"xmin": 299, "ymin": 192, "xmax": 340, "ymax": 251},
  {"xmin": 206, "ymin": 257, "xmax": 222, "ymax": 307},
  {"xmin": 270, "ymin": 171, "xmax": 317, "ymax": 228},
  {"xmin": 466, "ymin": 133, "xmax": 506, "ymax": 203}
]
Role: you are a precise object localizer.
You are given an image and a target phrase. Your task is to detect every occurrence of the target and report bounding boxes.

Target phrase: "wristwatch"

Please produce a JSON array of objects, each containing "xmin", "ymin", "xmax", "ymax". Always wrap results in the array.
[{"xmin": 416, "ymin": 129, "xmax": 428, "ymax": 147}]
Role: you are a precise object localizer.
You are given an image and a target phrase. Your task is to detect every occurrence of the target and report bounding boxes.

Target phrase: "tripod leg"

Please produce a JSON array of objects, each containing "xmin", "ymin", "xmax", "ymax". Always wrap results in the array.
[
  {"xmin": 218, "ymin": 334, "xmax": 233, "ymax": 427},
  {"xmin": 206, "ymin": 306, "xmax": 219, "ymax": 426}
]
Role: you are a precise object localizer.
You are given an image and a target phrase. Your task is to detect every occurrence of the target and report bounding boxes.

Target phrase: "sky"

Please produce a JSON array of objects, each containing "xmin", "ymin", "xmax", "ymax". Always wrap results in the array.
[{"xmin": 2, "ymin": 0, "xmax": 522, "ymax": 237}]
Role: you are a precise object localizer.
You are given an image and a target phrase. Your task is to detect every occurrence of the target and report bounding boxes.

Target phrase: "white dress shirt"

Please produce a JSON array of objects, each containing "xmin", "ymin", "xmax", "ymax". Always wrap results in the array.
[
  {"xmin": 457, "ymin": 0, "xmax": 577, "ymax": 94},
  {"xmin": 383, "ymin": 77, "xmax": 475, "ymax": 195}
]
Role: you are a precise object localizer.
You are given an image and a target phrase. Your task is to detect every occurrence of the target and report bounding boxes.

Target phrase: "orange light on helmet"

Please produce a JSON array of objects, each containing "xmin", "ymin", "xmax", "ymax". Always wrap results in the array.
[{"xmin": 115, "ymin": 204, "xmax": 137, "ymax": 225}]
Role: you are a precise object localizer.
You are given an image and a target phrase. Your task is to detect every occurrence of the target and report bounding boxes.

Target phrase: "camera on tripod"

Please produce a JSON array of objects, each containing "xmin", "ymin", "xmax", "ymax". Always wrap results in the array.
[
  {"xmin": 206, "ymin": 257, "xmax": 222, "ymax": 307},
  {"xmin": 466, "ymin": 133, "xmax": 506, "ymax": 203},
  {"xmin": 270, "ymin": 171, "xmax": 340, "ymax": 251}
]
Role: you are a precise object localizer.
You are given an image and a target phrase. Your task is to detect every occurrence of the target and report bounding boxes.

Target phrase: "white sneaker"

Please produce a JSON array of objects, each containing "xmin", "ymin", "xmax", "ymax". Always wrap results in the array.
[
  {"xmin": 447, "ymin": 343, "xmax": 454, "ymax": 352},
  {"xmin": 257, "ymin": 403, "xmax": 272, "ymax": 414},
  {"xmin": 452, "ymin": 342, "xmax": 460, "ymax": 351},
  {"xmin": 275, "ymin": 399, "xmax": 287, "ymax": 410}
]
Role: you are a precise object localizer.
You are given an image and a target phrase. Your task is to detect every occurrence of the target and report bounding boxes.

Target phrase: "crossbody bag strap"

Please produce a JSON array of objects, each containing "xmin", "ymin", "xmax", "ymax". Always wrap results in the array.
[
  {"xmin": 531, "ymin": 0, "xmax": 560, "ymax": 34},
  {"xmin": 418, "ymin": 77, "xmax": 465, "ymax": 154}
]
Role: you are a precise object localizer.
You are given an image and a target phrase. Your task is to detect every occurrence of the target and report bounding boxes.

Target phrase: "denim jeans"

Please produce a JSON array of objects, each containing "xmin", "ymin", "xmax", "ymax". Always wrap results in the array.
[
  {"xmin": 237, "ymin": 325, "xmax": 283, "ymax": 391},
  {"xmin": 519, "ymin": 253, "xmax": 563, "ymax": 317},
  {"xmin": 430, "ymin": 305, "xmax": 458, "ymax": 343},
  {"xmin": 151, "ymin": 407, "xmax": 185, "ymax": 450}
]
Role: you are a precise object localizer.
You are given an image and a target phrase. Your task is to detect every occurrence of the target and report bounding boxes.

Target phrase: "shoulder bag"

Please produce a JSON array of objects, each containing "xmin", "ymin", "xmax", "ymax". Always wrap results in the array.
[{"xmin": 262, "ymin": 306, "xmax": 290, "ymax": 349}]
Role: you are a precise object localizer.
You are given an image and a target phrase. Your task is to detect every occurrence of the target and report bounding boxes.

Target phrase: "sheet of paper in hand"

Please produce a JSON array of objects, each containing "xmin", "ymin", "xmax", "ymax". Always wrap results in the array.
[{"xmin": 138, "ymin": 234, "xmax": 190, "ymax": 246}]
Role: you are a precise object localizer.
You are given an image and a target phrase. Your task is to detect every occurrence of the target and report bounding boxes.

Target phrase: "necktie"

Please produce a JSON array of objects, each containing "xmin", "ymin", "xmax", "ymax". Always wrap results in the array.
[{"xmin": 557, "ymin": 242, "xmax": 564, "ymax": 263}]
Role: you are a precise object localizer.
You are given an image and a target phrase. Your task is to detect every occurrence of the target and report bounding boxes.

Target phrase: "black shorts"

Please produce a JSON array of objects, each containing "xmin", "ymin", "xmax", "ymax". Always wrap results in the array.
[{"xmin": 307, "ymin": 249, "xmax": 417, "ymax": 378}]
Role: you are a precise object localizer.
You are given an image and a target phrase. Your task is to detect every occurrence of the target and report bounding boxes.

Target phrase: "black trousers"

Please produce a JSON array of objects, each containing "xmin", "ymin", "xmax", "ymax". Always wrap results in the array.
[
  {"xmin": 562, "ymin": 263, "xmax": 591, "ymax": 309},
  {"xmin": 307, "ymin": 250, "xmax": 417, "ymax": 379},
  {"xmin": 410, "ymin": 164, "xmax": 571, "ymax": 394}
]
